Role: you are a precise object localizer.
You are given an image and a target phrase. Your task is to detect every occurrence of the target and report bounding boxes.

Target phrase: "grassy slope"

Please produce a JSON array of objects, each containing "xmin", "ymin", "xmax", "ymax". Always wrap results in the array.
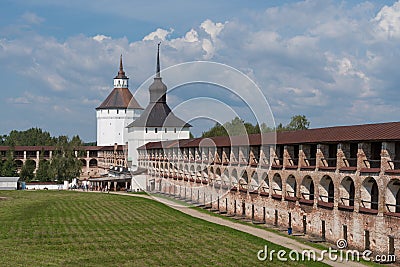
[{"xmin": 0, "ymin": 191, "xmax": 329, "ymax": 267}]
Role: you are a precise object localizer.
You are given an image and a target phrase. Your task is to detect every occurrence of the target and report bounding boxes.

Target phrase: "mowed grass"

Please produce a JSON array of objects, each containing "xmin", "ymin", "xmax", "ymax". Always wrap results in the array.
[{"xmin": 0, "ymin": 191, "xmax": 328, "ymax": 267}]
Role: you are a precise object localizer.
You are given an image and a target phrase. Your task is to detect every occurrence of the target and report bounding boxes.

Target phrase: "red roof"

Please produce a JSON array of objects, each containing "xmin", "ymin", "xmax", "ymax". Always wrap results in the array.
[
  {"xmin": 0, "ymin": 145, "xmax": 125, "ymax": 152},
  {"xmin": 138, "ymin": 121, "xmax": 400, "ymax": 149},
  {"xmin": 96, "ymin": 88, "xmax": 143, "ymax": 110}
]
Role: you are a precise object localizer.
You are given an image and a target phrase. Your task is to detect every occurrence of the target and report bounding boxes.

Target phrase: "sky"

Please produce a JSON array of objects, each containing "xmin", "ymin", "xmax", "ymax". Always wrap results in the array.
[{"xmin": 1, "ymin": 0, "xmax": 400, "ymax": 141}]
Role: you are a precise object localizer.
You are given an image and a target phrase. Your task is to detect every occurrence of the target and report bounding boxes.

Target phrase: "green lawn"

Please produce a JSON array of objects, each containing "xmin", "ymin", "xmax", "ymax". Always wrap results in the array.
[{"xmin": 0, "ymin": 191, "xmax": 329, "ymax": 266}]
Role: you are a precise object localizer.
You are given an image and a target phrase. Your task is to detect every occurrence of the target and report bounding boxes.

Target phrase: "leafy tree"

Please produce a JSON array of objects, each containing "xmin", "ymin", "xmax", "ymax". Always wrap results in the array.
[
  {"xmin": 286, "ymin": 115, "xmax": 310, "ymax": 131},
  {"xmin": 19, "ymin": 160, "xmax": 36, "ymax": 182},
  {"xmin": 1, "ymin": 150, "xmax": 17, "ymax": 177},
  {"xmin": 201, "ymin": 115, "xmax": 311, "ymax": 137},
  {"xmin": 202, "ymin": 117, "xmax": 263, "ymax": 138},
  {"xmin": 47, "ymin": 136, "xmax": 83, "ymax": 182},
  {"xmin": 277, "ymin": 115, "xmax": 310, "ymax": 132},
  {"xmin": 1, "ymin": 128, "xmax": 56, "ymax": 146},
  {"xmin": 36, "ymin": 159, "xmax": 50, "ymax": 182}
]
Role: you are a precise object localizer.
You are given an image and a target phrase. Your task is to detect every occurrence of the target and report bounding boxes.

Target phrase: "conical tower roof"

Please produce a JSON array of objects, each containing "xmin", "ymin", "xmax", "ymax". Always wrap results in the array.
[{"xmin": 96, "ymin": 55, "xmax": 143, "ymax": 110}]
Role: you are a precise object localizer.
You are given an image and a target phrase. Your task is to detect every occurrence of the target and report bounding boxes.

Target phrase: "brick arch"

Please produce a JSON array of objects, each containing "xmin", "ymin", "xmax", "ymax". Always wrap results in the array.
[
  {"xmin": 230, "ymin": 168, "xmax": 238, "ymax": 187},
  {"xmin": 300, "ymin": 175, "xmax": 315, "ymax": 201},
  {"xmin": 89, "ymin": 158, "xmax": 98, "ymax": 167},
  {"xmin": 319, "ymin": 175, "xmax": 334, "ymax": 203},
  {"xmin": 221, "ymin": 168, "xmax": 229, "ymax": 187},
  {"xmin": 272, "ymin": 173, "xmax": 282, "ymax": 197},
  {"xmin": 286, "ymin": 174, "xmax": 297, "ymax": 198},
  {"xmin": 361, "ymin": 176, "xmax": 379, "ymax": 210},
  {"xmin": 339, "ymin": 176, "xmax": 355, "ymax": 207},
  {"xmin": 239, "ymin": 169, "xmax": 249, "ymax": 191},
  {"xmin": 260, "ymin": 172, "xmax": 269, "ymax": 195},
  {"xmin": 249, "ymin": 171, "xmax": 259, "ymax": 191}
]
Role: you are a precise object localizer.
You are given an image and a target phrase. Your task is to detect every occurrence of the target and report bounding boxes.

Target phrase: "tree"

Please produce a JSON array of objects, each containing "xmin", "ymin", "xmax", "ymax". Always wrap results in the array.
[
  {"xmin": 19, "ymin": 160, "xmax": 36, "ymax": 182},
  {"xmin": 35, "ymin": 159, "xmax": 50, "ymax": 182},
  {"xmin": 285, "ymin": 115, "xmax": 310, "ymax": 131},
  {"xmin": 47, "ymin": 136, "xmax": 83, "ymax": 182},
  {"xmin": 201, "ymin": 117, "xmax": 263, "ymax": 138},
  {"xmin": 201, "ymin": 115, "xmax": 311, "ymax": 137},
  {"xmin": 1, "ymin": 150, "xmax": 17, "ymax": 177}
]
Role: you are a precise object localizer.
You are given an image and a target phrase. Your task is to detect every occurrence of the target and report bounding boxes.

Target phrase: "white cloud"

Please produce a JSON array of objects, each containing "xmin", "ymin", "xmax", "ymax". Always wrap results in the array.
[
  {"xmin": 21, "ymin": 12, "xmax": 44, "ymax": 25},
  {"xmin": 7, "ymin": 92, "xmax": 50, "ymax": 105},
  {"xmin": 201, "ymin": 39, "xmax": 214, "ymax": 59},
  {"xmin": 200, "ymin": 19, "xmax": 225, "ymax": 41},
  {"xmin": 143, "ymin": 28, "xmax": 173, "ymax": 41},
  {"xmin": 4, "ymin": 1, "xmax": 400, "ymax": 140},
  {"xmin": 373, "ymin": 1, "xmax": 400, "ymax": 39},
  {"xmin": 184, "ymin": 29, "xmax": 199, "ymax": 43},
  {"xmin": 93, "ymin": 35, "xmax": 111, "ymax": 42},
  {"xmin": 53, "ymin": 105, "xmax": 71, "ymax": 113}
]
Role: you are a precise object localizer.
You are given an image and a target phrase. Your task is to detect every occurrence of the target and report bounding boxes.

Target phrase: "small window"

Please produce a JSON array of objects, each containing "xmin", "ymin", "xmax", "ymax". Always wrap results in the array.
[
  {"xmin": 145, "ymin": 128, "xmax": 148, "ymax": 133},
  {"xmin": 155, "ymin": 128, "xmax": 158, "ymax": 133},
  {"xmin": 108, "ymin": 110, "xmax": 110, "ymax": 114},
  {"xmin": 125, "ymin": 109, "xmax": 127, "ymax": 114},
  {"xmin": 174, "ymin": 128, "xmax": 177, "ymax": 133},
  {"xmin": 117, "ymin": 110, "xmax": 119, "ymax": 114},
  {"xmin": 165, "ymin": 128, "xmax": 167, "ymax": 133}
]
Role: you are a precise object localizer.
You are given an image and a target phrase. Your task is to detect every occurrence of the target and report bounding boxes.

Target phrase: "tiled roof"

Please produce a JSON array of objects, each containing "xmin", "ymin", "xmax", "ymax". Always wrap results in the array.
[
  {"xmin": 96, "ymin": 88, "xmax": 143, "ymax": 110},
  {"xmin": 127, "ymin": 102, "xmax": 191, "ymax": 128},
  {"xmin": 137, "ymin": 121, "xmax": 400, "ymax": 149},
  {"xmin": 0, "ymin": 145, "xmax": 125, "ymax": 152}
]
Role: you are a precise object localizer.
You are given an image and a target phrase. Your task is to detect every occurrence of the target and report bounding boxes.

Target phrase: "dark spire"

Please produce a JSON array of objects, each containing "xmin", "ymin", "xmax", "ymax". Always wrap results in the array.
[
  {"xmin": 115, "ymin": 54, "xmax": 127, "ymax": 79},
  {"xmin": 149, "ymin": 42, "xmax": 167, "ymax": 103},
  {"xmin": 156, "ymin": 42, "xmax": 161, "ymax": 78},
  {"xmin": 119, "ymin": 54, "xmax": 123, "ymax": 72}
]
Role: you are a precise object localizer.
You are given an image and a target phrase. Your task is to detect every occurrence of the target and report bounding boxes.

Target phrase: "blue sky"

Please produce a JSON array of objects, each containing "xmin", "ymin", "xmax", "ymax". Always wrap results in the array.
[{"xmin": 1, "ymin": 0, "xmax": 400, "ymax": 141}]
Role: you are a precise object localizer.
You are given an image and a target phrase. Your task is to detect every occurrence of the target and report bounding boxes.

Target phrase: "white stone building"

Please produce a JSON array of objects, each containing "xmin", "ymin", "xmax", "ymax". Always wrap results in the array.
[
  {"xmin": 96, "ymin": 56, "xmax": 143, "ymax": 146},
  {"xmin": 126, "ymin": 44, "xmax": 191, "ymax": 168}
]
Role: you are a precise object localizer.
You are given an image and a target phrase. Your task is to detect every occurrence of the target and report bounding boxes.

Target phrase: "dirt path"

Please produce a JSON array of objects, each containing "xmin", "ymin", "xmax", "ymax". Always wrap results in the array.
[{"xmin": 110, "ymin": 191, "xmax": 367, "ymax": 267}]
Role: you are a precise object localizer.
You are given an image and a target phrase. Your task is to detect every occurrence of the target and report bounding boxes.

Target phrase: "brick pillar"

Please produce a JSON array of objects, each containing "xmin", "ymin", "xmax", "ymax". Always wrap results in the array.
[
  {"xmin": 316, "ymin": 144, "xmax": 324, "ymax": 170},
  {"xmin": 283, "ymin": 145, "xmax": 289, "ymax": 169},
  {"xmin": 299, "ymin": 145, "xmax": 305, "ymax": 168},
  {"xmin": 381, "ymin": 142, "xmax": 394, "ymax": 172},
  {"xmin": 357, "ymin": 143, "xmax": 367, "ymax": 171}
]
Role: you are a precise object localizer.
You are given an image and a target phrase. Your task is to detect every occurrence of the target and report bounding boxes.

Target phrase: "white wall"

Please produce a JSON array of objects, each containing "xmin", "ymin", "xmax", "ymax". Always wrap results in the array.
[
  {"xmin": 127, "ymin": 126, "xmax": 190, "ymax": 167},
  {"xmin": 96, "ymin": 108, "xmax": 142, "ymax": 146}
]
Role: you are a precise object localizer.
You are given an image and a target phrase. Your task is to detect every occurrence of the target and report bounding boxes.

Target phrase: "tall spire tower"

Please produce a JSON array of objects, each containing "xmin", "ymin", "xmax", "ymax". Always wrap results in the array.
[
  {"xmin": 113, "ymin": 55, "xmax": 129, "ymax": 88},
  {"xmin": 149, "ymin": 43, "xmax": 167, "ymax": 103},
  {"xmin": 126, "ymin": 43, "xmax": 191, "ymax": 168},
  {"xmin": 96, "ymin": 54, "xmax": 143, "ymax": 146}
]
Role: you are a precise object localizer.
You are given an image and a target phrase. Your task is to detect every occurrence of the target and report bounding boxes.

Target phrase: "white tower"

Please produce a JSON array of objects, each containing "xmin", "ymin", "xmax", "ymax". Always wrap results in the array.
[
  {"xmin": 96, "ymin": 55, "xmax": 143, "ymax": 146},
  {"xmin": 127, "ymin": 44, "xmax": 191, "ymax": 167}
]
